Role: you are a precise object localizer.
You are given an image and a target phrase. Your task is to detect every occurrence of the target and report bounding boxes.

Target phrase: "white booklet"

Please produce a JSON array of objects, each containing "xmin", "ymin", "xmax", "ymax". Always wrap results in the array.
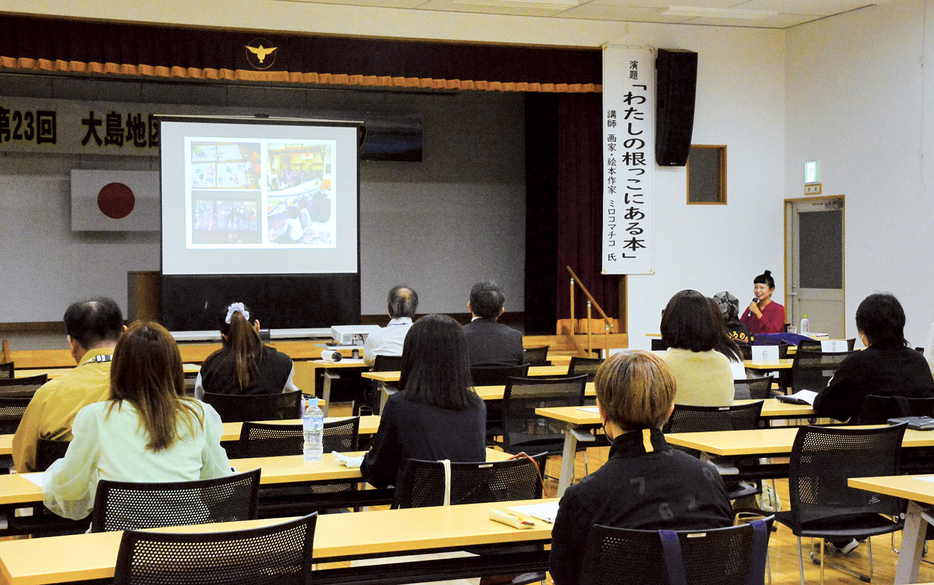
[
  {"xmin": 508, "ymin": 501, "xmax": 560, "ymax": 524},
  {"xmin": 776, "ymin": 389, "xmax": 818, "ymax": 405}
]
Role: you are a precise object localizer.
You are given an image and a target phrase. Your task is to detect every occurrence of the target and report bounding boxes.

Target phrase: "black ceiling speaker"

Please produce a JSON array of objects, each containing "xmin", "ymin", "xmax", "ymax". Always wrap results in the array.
[{"xmin": 656, "ymin": 48, "xmax": 698, "ymax": 167}]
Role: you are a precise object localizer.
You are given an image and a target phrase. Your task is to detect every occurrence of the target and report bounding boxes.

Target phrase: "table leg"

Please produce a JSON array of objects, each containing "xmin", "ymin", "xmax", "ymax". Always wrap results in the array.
[
  {"xmin": 895, "ymin": 500, "xmax": 929, "ymax": 584},
  {"xmin": 556, "ymin": 425, "xmax": 579, "ymax": 498},
  {"xmin": 322, "ymin": 371, "xmax": 337, "ymax": 417}
]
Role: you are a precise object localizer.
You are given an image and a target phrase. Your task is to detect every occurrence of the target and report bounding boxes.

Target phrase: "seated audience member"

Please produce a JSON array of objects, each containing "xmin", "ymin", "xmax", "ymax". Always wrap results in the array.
[
  {"xmin": 659, "ymin": 290, "xmax": 734, "ymax": 406},
  {"xmin": 709, "ymin": 297, "xmax": 746, "ymax": 380},
  {"xmin": 363, "ymin": 285, "xmax": 418, "ymax": 366},
  {"xmin": 12, "ymin": 297, "xmax": 125, "ymax": 473},
  {"xmin": 814, "ymin": 292, "xmax": 934, "ymax": 422},
  {"xmin": 713, "ymin": 290, "xmax": 751, "ymax": 346},
  {"xmin": 44, "ymin": 322, "xmax": 232, "ymax": 520},
  {"xmin": 462, "ymin": 281, "xmax": 524, "ymax": 366},
  {"xmin": 549, "ymin": 350, "xmax": 733, "ymax": 585},
  {"xmin": 361, "ymin": 314, "xmax": 486, "ymax": 503},
  {"xmin": 740, "ymin": 270, "xmax": 786, "ymax": 334},
  {"xmin": 924, "ymin": 318, "xmax": 934, "ymax": 373},
  {"xmin": 195, "ymin": 302, "xmax": 298, "ymax": 399}
]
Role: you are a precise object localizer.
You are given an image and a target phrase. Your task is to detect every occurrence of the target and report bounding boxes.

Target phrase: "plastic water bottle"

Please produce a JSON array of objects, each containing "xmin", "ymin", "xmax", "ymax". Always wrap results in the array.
[
  {"xmin": 799, "ymin": 314, "xmax": 810, "ymax": 335},
  {"xmin": 302, "ymin": 397, "xmax": 323, "ymax": 462}
]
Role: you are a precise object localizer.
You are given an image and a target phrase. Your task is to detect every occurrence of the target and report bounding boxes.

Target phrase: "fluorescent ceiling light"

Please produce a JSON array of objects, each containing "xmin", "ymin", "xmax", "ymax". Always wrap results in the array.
[
  {"xmin": 452, "ymin": 0, "xmax": 579, "ymax": 9},
  {"xmin": 662, "ymin": 6, "xmax": 778, "ymax": 19}
]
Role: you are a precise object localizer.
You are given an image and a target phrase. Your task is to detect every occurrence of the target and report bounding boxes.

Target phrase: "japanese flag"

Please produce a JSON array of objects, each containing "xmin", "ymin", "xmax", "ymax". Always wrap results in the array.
[{"xmin": 71, "ymin": 170, "xmax": 160, "ymax": 231}]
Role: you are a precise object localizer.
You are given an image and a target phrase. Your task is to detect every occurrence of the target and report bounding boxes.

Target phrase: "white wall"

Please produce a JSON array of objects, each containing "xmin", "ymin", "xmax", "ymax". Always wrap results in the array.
[
  {"xmin": 625, "ymin": 26, "xmax": 787, "ymax": 349},
  {"xmin": 785, "ymin": 0, "xmax": 934, "ymax": 346}
]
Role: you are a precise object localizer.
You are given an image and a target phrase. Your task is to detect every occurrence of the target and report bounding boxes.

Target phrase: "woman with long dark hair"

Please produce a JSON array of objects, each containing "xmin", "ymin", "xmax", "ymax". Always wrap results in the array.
[
  {"xmin": 360, "ymin": 314, "xmax": 486, "ymax": 502},
  {"xmin": 195, "ymin": 302, "xmax": 298, "ymax": 398},
  {"xmin": 43, "ymin": 321, "xmax": 231, "ymax": 520},
  {"xmin": 659, "ymin": 289, "xmax": 734, "ymax": 406}
]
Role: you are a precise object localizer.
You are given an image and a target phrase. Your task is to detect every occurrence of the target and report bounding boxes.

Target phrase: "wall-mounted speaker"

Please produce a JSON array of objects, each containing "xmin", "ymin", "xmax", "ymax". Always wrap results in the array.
[{"xmin": 656, "ymin": 48, "xmax": 698, "ymax": 167}]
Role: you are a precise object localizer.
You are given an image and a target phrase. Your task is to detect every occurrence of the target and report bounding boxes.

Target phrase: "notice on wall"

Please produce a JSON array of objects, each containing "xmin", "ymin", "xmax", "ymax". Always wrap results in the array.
[{"xmin": 602, "ymin": 46, "xmax": 655, "ymax": 275}]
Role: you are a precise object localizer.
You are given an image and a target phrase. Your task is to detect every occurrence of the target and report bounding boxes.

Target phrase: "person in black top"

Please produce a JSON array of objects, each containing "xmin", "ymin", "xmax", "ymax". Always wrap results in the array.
[
  {"xmin": 462, "ymin": 281, "xmax": 524, "ymax": 366},
  {"xmin": 549, "ymin": 350, "xmax": 733, "ymax": 585},
  {"xmin": 360, "ymin": 314, "xmax": 486, "ymax": 503},
  {"xmin": 195, "ymin": 302, "xmax": 298, "ymax": 398},
  {"xmin": 814, "ymin": 292, "xmax": 934, "ymax": 422}
]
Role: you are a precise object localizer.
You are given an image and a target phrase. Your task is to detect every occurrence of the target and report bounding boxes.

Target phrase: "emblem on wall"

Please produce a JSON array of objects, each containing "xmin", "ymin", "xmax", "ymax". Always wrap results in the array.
[{"xmin": 245, "ymin": 38, "xmax": 278, "ymax": 70}]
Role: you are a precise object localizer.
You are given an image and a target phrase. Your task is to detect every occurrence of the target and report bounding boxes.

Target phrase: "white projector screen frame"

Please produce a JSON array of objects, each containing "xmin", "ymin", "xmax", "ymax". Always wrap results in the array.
[{"xmin": 160, "ymin": 117, "xmax": 360, "ymax": 276}]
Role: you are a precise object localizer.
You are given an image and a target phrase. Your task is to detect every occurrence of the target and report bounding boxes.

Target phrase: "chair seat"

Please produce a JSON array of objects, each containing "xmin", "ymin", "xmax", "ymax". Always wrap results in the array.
[{"xmin": 774, "ymin": 510, "xmax": 903, "ymax": 539}]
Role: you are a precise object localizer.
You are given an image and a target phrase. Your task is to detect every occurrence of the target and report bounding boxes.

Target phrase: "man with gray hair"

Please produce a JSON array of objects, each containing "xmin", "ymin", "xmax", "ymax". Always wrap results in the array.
[
  {"xmin": 363, "ymin": 285, "xmax": 418, "ymax": 366},
  {"xmin": 13, "ymin": 297, "xmax": 125, "ymax": 472}
]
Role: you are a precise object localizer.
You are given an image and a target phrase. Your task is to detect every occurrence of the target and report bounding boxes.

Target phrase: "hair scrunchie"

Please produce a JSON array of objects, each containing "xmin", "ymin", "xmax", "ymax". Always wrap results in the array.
[{"xmin": 225, "ymin": 302, "xmax": 250, "ymax": 324}]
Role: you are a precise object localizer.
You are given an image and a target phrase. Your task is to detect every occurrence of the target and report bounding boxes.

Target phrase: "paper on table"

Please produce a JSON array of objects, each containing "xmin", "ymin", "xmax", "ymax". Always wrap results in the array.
[
  {"xmin": 21, "ymin": 472, "xmax": 44, "ymax": 487},
  {"xmin": 508, "ymin": 501, "xmax": 560, "ymax": 524},
  {"xmin": 917, "ymin": 476, "xmax": 934, "ymax": 483},
  {"xmin": 576, "ymin": 406, "xmax": 599, "ymax": 413},
  {"xmin": 776, "ymin": 389, "xmax": 818, "ymax": 405},
  {"xmin": 332, "ymin": 452, "xmax": 363, "ymax": 468}
]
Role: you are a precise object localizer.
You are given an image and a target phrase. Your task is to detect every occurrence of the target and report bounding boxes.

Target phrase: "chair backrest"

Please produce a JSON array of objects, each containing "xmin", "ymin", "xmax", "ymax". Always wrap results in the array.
[
  {"xmin": 239, "ymin": 417, "xmax": 360, "ymax": 458},
  {"xmin": 650, "ymin": 339, "xmax": 670, "ymax": 351},
  {"xmin": 790, "ymin": 350, "xmax": 855, "ymax": 393},
  {"xmin": 568, "ymin": 357, "xmax": 604, "ymax": 382},
  {"xmin": 91, "ymin": 469, "xmax": 261, "ymax": 532},
  {"xmin": 796, "ymin": 339, "xmax": 822, "ymax": 352},
  {"xmin": 36, "ymin": 438, "xmax": 70, "ymax": 471},
  {"xmin": 470, "ymin": 364, "xmax": 531, "ymax": 387},
  {"xmin": 501, "ymin": 375, "xmax": 587, "ymax": 452},
  {"xmin": 664, "ymin": 401, "xmax": 763, "ymax": 434},
  {"xmin": 0, "ymin": 373, "xmax": 48, "ymax": 397},
  {"xmin": 202, "ymin": 390, "xmax": 302, "ymax": 423},
  {"xmin": 398, "ymin": 452, "xmax": 547, "ymax": 508},
  {"xmin": 733, "ymin": 376, "xmax": 773, "ymax": 401},
  {"xmin": 0, "ymin": 361, "xmax": 13, "ymax": 379},
  {"xmin": 856, "ymin": 394, "xmax": 934, "ymax": 424},
  {"xmin": 112, "ymin": 512, "xmax": 316, "ymax": 585},
  {"xmin": 579, "ymin": 518, "xmax": 773, "ymax": 585},
  {"xmin": 0, "ymin": 395, "xmax": 32, "ymax": 434},
  {"xmin": 786, "ymin": 424, "xmax": 906, "ymax": 530},
  {"xmin": 523, "ymin": 346, "xmax": 550, "ymax": 366},
  {"xmin": 372, "ymin": 354, "xmax": 403, "ymax": 372}
]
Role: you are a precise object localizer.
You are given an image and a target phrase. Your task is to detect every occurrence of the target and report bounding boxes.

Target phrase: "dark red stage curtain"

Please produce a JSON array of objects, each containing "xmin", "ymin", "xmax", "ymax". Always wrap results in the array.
[
  {"xmin": 556, "ymin": 93, "xmax": 618, "ymax": 324},
  {"xmin": 0, "ymin": 14, "xmax": 601, "ymax": 92}
]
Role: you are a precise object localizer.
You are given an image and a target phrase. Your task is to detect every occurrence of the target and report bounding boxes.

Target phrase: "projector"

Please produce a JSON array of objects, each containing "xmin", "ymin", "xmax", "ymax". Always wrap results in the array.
[{"xmin": 330, "ymin": 325, "xmax": 382, "ymax": 346}]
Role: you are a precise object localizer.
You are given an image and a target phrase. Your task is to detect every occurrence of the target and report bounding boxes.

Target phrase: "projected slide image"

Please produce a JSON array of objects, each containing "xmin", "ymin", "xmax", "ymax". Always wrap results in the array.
[
  {"xmin": 267, "ymin": 192, "xmax": 334, "ymax": 246},
  {"xmin": 192, "ymin": 194, "xmax": 261, "ymax": 244},
  {"xmin": 267, "ymin": 142, "xmax": 331, "ymax": 194},
  {"xmin": 190, "ymin": 141, "xmax": 262, "ymax": 190}
]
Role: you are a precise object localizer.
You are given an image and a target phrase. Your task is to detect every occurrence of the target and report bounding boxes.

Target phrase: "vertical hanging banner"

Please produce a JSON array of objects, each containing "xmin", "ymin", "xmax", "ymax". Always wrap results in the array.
[{"xmin": 602, "ymin": 46, "xmax": 655, "ymax": 275}]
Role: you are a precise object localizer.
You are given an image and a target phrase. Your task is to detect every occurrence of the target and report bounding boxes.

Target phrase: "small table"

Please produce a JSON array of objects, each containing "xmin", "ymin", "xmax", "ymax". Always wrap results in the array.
[
  {"xmin": 849, "ymin": 474, "xmax": 934, "ymax": 584},
  {"xmin": 313, "ymin": 359, "xmax": 369, "ymax": 416}
]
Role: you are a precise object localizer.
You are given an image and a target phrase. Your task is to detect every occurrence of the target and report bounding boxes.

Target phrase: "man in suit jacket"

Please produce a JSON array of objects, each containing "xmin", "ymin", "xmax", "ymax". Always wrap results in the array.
[{"xmin": 462, "ymin": 281, "xmax": 523, "ymax": 366}]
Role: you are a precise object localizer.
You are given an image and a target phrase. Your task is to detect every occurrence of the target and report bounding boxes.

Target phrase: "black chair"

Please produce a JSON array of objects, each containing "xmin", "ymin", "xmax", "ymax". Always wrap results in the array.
[
  {"xmin": 0, "ymin": 373, "xmax": 48, "ymax": 397},
  {"xmin": 733, "ymin": 376, "xmax": 775, "ymax": 401},
  {"xmin": 579, "ymin": 517, "xmax": 773, "ymax": 585},
  {"xmin": 112, "ymin": 512, "xmax": 317, "ymax": 585},
  {"xmin": 239, "ymin": 418, "xmax": 362, "ymax": 516},
  {"xmin": 856, "ymin": 394, "xmax": 934, "ymax": 424},
  {"xmin": 0, "ymin": 361, "xmax": 13, "ymax": 379},
  {"xmin": 664, "ymin": 402, "xmax": 764, "ymax": 434},
  {"xmin": 650, "ymin": 338, "xmax": 670, "ymax": 351},
  {"xmin": 202, "ymin": 390, "xmax": 302, "ymax": 423},
  {"xmin": 90, "ymin": 469, "xmax": 261, "ymax": 532},
  {"xmin": 36, "ymin": 438, "xmax": 70, "ymax": 470},
  {"xmin": 356, "ymin": 354, "xmax": 403, "ymax": 416},
  {"xmin": 774, "ymin": 424, "xmax": 907, "ymax": 584},
  {"xmin": 239, "ymin": 417, "xmax": 360, "ymax": 457},
  {"xmin": 0, "ymin": 395, "xmax": 32, "ymax": 434},
  {"xmin": 470, "ymin": 364, "xmax": 531, "ymax": 386},
  {"xmin": 568, "ymin": 356, "xmax": 604, "ymax": 382},
  {"xmin": 398, "ymin": 453, "xmax": 546, "ymax": 508},
  {"xmin": 789, "ymin": 350, "xmax": 855, "ymax": 394},
  {"xmin": 497, "ymin": 375, "xmax": 588, "ymax": 456},
  {"xmin": 523, "ymin": 346, "xmax": 550, "ymax": 366}
]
